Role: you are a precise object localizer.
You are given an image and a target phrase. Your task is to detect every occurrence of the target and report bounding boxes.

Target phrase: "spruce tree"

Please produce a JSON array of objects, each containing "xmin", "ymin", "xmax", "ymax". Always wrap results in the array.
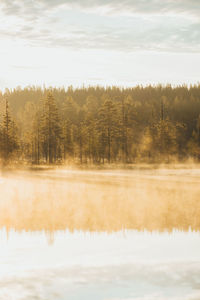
[
  {"xmin": 0, "ymin": 99, "xmax": 18, "ymax": 164},
  {"xmin": 41, "ymin": 93, "xmax": 61, "ymax": 164},
  {"xmin": 98, "ymin": 98, "xmax": 117, "ymax": 163}
]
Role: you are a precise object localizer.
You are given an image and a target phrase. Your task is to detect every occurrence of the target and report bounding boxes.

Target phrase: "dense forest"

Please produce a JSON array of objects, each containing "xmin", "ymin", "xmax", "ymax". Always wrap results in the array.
[{"xmin": 0, "ymin": 84, "xmax": 200, "ymax": 165}]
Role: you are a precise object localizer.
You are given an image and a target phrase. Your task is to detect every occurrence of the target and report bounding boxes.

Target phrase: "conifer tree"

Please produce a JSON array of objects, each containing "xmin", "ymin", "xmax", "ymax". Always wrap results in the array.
[
  {"xmin": 41, "ymin": 93, "xmax": 61, "ymax": 164},
  {"xmin": 98, "ymin": 98, "xmax": 118, "ymax": 163},
  {"xmin": 62, "ymin": 119, "xmax": 74, "ymax": 161},
  {"xmin": 62, "ymin": 96, "xmax": 78, "ymax": 161},
  {"xmin": 119, "ymin": 95, "xmax": 135, "ymax": 163},
  {"xmin": 1, "ymin": 84, "xmax": 200, "ymax": 164},
  {"xmin": 0, "ymin": 99, "xmax": 18, "ymax": 164}
]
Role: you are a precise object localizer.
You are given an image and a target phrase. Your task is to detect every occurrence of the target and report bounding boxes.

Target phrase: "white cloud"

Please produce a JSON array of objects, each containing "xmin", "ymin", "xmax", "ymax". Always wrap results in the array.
[
  {"xmin": 1, "ymin": 0, "xmax": 200, "ymax": 17},
  {"xmin": 0, "ymin": 0, "xmax": 199, "ymax": 53},
  {"xmin": 0, "ymin": 0, "xmax": 199, "ymax": 88},
  {"xmin": 0, "ymin": 261, "xmax": 200, "ymax": 300}
]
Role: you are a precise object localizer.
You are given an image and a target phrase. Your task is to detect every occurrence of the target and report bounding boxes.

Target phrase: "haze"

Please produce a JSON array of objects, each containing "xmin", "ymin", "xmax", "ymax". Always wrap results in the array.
[
  {"xmin": 1, "ymin": 1, "xmax": 200, "ymax": 299},
  {"xmin": 1, "ymin": 166, "xmax": 200, "ymax": 300}
]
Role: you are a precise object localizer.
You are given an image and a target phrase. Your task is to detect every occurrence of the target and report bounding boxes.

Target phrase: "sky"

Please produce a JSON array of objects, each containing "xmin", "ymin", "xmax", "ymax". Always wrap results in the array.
[{"xmin": 0, "ymin": 0, "xmax": 200, "ymax": 89}]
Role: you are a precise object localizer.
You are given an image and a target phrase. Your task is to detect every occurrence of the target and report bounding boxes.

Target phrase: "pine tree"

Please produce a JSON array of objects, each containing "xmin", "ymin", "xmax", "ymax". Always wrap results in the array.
[
  {"xmin": 0, "ymin": 99, "xmax": 18, "ymax": 164},
  {"xmin": 62, "ymin": 119, "xmax": 74, "ymax": 161},
  {"xmin": 119, "ymin": 95, "xmax": 135, "ymax": 163},
  {"xmin": 41, "ymin": 93, "xmax": 61, "ymax": 164},
  {"xmin": 62, "ymin": 96, "xmax": 78, "ymax": 161},
  {"xmin": 98, "ymin": 98, "xmax": 118, "ymax": 163}
]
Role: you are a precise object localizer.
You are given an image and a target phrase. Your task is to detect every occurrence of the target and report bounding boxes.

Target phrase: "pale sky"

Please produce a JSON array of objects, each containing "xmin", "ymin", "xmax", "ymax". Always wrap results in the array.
[{"xmin": 0, "ymin": 0, "xmax": 200, "ymax": 89}]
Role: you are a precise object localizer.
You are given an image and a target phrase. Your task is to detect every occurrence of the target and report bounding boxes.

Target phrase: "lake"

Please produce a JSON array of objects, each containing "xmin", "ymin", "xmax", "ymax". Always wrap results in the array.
[{"xmin": 0, "ymin": 167, "xmax": 200, "ymax": 300}]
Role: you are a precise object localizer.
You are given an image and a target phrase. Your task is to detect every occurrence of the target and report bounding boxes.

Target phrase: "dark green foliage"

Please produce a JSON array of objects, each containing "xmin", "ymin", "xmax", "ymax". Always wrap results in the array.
[
  {"xmin": 40, "ymin": 93, "xmax": 62, "ymax": 164},
  {"xmin": 1, "ymin": 84, "xmax": 200, "ymax": 164},
  {"xmin": 0, "ymin": 100, "xmax": 18, "ymax": 164}
]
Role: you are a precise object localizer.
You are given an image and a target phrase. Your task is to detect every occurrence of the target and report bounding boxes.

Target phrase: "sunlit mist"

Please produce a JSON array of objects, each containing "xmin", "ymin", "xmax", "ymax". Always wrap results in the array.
[
  {"xmin": 1, "ymin": 167, "xmax": 200, "ymax": 234},
  {"xmin": 1, "ymin": 0, "xmax": 200, "ymax": 299},
  {"xmin": 1, "ymin": 166, "xmax": 200, "ymax": 300}
]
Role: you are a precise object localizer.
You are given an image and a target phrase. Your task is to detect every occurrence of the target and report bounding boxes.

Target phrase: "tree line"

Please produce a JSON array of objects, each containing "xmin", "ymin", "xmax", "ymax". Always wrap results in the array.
[{"xmin": 0, "ymin": 84, "xmax": 200, "ymax": 165}]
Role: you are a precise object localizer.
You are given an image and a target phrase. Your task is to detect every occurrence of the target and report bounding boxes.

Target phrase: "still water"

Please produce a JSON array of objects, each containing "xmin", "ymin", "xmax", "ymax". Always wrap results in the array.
[{"xmin": 0, "ymin": 167, "xmax": 200, "ymax": 300}]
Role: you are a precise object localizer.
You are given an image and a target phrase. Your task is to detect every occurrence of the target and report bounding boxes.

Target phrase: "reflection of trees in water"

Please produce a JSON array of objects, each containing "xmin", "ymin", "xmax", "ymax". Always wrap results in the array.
[{"xmin": 0, "ymin": 171, "xmax": 200, "ymax": 234}]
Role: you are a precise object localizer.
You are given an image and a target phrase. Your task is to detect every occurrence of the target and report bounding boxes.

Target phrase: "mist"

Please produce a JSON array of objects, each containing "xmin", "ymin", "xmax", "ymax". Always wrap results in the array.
[{"xmin": 1, "ymin": 166, "xmax": 200, "ymax": 234}]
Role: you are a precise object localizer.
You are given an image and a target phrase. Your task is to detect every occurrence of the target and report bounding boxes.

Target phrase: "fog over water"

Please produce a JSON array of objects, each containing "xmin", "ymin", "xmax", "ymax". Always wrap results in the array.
[
  {"xmin": 0, "ymin": 167, "xmax": 200, "ymax": 300},
  {"xmin": 0, "ymin": 167, "xmax": 200, "ymax": 232}
]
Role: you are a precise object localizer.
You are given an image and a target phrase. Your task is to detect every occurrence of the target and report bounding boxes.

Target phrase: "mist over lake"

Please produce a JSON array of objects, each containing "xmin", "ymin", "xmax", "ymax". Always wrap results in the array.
[
  {"xmin": 1, "ymin": 166, "xmax": 200, "ymax": 233},
  {"xmin": 1, "ymin": 0, "xmax": 200, "ymax": 298},
  {"xmin": 0, "ymin": 166, "xmax": 200, "ymax": 300}
]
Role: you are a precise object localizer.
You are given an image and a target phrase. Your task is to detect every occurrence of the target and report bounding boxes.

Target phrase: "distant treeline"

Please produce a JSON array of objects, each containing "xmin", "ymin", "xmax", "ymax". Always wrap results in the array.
[{"xmin": 0, "ymin": 84, "xmax": 200, "ymax": 165}]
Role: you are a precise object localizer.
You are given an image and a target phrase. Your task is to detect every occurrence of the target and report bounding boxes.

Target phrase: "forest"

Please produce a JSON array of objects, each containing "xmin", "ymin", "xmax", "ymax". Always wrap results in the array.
[{"xmin": 0, "ymin": 84, "xmax": 200, "ymax": 165}]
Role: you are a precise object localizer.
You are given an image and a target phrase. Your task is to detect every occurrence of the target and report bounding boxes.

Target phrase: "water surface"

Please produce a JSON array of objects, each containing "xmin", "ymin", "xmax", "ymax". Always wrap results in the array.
[{"xmin": 0, "ymin": 167, "xmax": 200, "ymax": 300}]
